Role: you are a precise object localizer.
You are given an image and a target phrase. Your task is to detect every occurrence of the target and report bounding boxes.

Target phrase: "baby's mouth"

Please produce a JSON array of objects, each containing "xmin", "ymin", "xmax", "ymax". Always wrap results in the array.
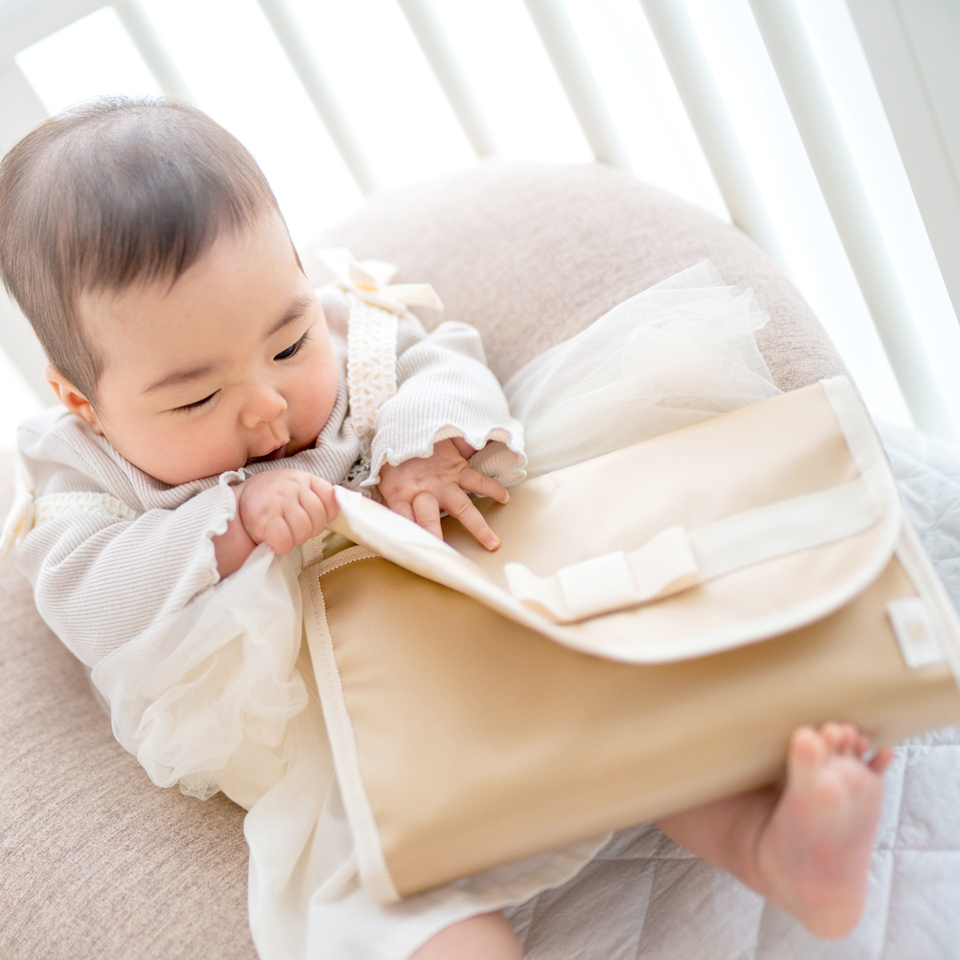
[{"xmin": 246, "ymin": 444, "xmax": 287, "ymax": 465}]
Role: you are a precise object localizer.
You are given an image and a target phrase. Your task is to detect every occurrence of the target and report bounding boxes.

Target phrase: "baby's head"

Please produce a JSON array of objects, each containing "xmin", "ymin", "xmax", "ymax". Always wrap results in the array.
[{"xmin": 0, "ymin": 98, "xmax": 337, "ymax": 485}]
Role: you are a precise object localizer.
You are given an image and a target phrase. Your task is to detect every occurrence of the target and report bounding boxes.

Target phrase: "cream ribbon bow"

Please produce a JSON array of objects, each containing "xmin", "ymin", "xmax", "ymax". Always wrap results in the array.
[
  {"xmin": 0, "ymin": 458, "xmax": 35, "ymax": 564},
  {"xmin": 317, "ymin": 248, "xmax": 443, "ymax": 316}
]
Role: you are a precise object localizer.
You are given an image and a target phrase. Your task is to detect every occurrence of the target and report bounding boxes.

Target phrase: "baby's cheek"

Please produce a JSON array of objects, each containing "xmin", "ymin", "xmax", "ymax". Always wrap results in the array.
[{"xmin": 300, "ymin": 367, "xmax": 339, "ymax": 439}]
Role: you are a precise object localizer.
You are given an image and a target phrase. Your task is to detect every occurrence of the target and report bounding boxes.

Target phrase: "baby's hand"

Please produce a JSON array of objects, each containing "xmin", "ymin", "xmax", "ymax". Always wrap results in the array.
[
  {"xmin": 238, "ymin": 469, "xmax": 339, "ymax": 555},
  {"xmin": 377, "ymin": 438, "xmax": 508, "ymax": 551}
]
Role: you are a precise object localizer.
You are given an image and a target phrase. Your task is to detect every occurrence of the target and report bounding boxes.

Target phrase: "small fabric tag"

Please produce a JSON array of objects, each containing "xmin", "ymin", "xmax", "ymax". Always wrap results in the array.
[{"xmin": 887, "ymin": 598, "xmax": 945, "ymax": 669}]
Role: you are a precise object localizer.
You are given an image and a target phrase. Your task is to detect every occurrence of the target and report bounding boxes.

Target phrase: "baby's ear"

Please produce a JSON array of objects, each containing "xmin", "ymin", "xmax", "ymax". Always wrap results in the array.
[{"xmin": 45, "ymin": 365, "xmax": 104, "ymax": 435}]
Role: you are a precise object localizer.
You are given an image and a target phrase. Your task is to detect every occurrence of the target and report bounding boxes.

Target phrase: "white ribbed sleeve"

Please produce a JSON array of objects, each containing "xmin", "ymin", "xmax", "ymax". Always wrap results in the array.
[
  {"xmin": 366, "ymin": 320, "xmax": 526, "ymax": 487},
  {"xmin": 20, "ymin": 478, "xmax": 238, "ymax": 667}
]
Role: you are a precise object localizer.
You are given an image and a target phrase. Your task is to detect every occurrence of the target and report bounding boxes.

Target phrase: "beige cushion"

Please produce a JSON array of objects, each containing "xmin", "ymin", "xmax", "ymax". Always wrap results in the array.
[
  {"xmin": 0, "ymin": 161, "xmax": 845, "ymax": 957},
  {"xmin": 315, "ymin": 161, "xmax": 846, "ymax": 391},
  {"xmin": 0, "ymin": 448, "xmax": 258, "ymax": 960}
]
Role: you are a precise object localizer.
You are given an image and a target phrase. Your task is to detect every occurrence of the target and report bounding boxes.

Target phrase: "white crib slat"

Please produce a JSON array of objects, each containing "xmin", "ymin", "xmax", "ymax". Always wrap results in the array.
[
  {"xmin": 0, "ymin": 0, "xmax": 107, "ymax": 64},
  {"xmin": 846, "ymin": 0, "xmax": 960, "ymax": 333},
  {"xmin": 638, "ymin": 0, "xmax": 787, "ymax": 271},
  {"xmin": 748, "ymin": 0, "xmax": 955, "ymax": 440},
  {"xmin": 0, "ymin": 60, "xmax": 53, "ymax": 403},
  {"xmin": 0, "ymin": 60, "xmax": 48, "ymax": 154},
  {"xmin": 112, "ymin": 0, "xmax": 194, "ymax": 102},
  {"xmin": 395, "ymin": 0, "xmax": 497, "ymax": 159},
  {"xmin": 521, "ymin": 0, "xmax": 631, "ymax": 169},
  {"xmin": 254, "ymin": 0, "xmax": 378, "ymax": 196}
]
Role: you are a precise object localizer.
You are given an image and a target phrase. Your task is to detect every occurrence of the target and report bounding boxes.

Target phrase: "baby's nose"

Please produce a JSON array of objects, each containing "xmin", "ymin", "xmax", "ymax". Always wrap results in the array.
[{"xmin": 241, "ymin": 386, "xmax": 288, "ymax": 429}]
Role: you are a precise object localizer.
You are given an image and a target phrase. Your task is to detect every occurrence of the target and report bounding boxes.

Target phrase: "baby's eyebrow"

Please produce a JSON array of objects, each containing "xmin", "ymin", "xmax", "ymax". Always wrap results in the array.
[
  {"xmin": 266, "ymin": 294, "xmax": 314, "ymax": 339},
  {"xmin": 143, "ymin": 363, "xmax": 218, "ymax": 395}
]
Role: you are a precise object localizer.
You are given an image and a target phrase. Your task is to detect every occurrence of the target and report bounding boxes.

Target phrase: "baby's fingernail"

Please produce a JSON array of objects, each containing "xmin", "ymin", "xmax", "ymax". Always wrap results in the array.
[
  {"xmin": 486, "ymin": 535, "xmax": 500, "ymax": 551},
  {"xmin": 501, "ymin": 491, "xmax": 509, "ymax": 503}
]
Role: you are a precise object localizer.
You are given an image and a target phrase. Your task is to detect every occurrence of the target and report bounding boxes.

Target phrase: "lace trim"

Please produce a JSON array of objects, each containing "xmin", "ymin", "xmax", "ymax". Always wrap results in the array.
[
  {"xmin": 320, "ymin": 247, "xmax": 441, "ymax": 463},
  {"xmin": 347, "ymin": 295, "xmax": 399, "ymax": 458},
  {"xmin": 0, "ymin": 457, "xmax": 36, "ymax": 562},
  {"xmin": 2, "ymin": 488, "xmax": 141, "ymax": 563},
  {"xmin": 34, "ymin": 491, "xmax": 140, "ymax": 524}
]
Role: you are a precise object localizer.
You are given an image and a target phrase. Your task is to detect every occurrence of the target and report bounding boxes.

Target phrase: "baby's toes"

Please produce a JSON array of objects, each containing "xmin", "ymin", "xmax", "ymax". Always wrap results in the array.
[
  {"xmin": 867, "ymin": 745, "xmax": 895, "ymax": 775},
  {"xmin": 819, "ymin": 723, "xmax": 869, "ymax": 758},
  {"xmin": 788, "ymin": 726, "xmax": 828, "ymax": 785}
]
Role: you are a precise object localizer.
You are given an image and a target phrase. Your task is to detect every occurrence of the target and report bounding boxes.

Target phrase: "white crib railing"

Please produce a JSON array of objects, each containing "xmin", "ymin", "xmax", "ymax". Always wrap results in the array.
[
  {"xmin": 253, "ymin": 0, "xmax": 378, "ymax": 195},
  {"xmin": 395, "ymin": 0, "xmax": 498, "ymax": 161},
  {"xmin": 521, "ymin": 0, "xmax": 632, "ymax": 170},
  {"xmin": 1, "ymin": 0, "xmax": 958, "ymax": 441},
  {"xmin": 749, "ymin": 0, "xmax": 953, "ymax": 440},
  {"xmin": 638, "ymin": 0, "xmax": 785, "ymax": 268}
]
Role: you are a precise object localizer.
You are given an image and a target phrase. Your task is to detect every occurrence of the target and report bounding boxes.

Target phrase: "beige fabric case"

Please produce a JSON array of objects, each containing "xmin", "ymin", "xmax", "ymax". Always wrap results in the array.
[{"xmin": 300, "ymin": 378, "xmax": 960, "ymax": 904}]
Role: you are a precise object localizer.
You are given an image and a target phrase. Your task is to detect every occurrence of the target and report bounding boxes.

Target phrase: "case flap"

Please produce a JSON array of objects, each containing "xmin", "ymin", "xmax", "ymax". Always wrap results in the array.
[{"xmin": 327, "ymin": 378, "xmax": 902, "ymax": 663}]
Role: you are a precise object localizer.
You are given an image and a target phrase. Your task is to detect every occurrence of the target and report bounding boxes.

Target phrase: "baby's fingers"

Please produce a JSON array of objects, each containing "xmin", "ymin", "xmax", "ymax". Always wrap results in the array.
[
  {"xmin": 265, "ymin": 495, "xmax": 314, "ymax": 554},
  {"xmin": 308, "ymin": 475, "xmax": 339, "ymax": 526},
  {"xmin": 388, "ymin": 498, "xmax": 416, "ymax": 525},
  {"xmin": 458, "ymin": 467, "xmax": 509, "ymax": 505},
  {"xmin": 287, "ymin": 495, "xmax": 321, "ymax": 545},
  {"xmin": 441, "ymin": 486, "xmax": 500, "ymax": 551},
  {"xmin": 263, "ymin": 514, "xmax": 297, "ymax": 555},
  {"xmin": 412, "ymin": 491, "xmax": 443, "ymax": 540}
]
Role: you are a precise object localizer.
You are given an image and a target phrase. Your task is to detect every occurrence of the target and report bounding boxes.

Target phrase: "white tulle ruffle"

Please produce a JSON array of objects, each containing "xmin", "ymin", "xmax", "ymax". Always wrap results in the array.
[
  {"xmin": 505, "ymin": 260, "xmax": 781, "ymax": 478},
  {"xmin": 92, "ymin": 546, "xmax": 309, "ymax": 809}
]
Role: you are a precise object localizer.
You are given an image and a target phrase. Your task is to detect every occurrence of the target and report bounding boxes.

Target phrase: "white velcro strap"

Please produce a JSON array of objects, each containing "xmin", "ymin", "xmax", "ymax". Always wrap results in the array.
[
  {"xmin": 504, "ymin": 476, "xmax": 883, "ymax": 624},
  {"xmin": 505, "ymin": 526, "xmax": 699, "ymax": 622},
  {"xmin": 689, "ymin": 473, "xmax": 881, "ymax": 581},
  {"xmin": 558, "ymin": 552, "xmax": 637, "ymax": 619}
]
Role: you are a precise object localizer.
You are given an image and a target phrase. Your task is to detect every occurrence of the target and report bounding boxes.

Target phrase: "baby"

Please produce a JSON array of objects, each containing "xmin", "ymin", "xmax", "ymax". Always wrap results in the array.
[{"xmin": 0, "ymin": 98, "xmax": 891, "ymax": 959}]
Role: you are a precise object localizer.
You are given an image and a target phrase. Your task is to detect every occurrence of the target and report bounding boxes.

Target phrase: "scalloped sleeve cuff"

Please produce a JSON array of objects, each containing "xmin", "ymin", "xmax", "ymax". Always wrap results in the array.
[{"xmin": 363, "ymin": 321, "xmax": 527, "ymax": 488}]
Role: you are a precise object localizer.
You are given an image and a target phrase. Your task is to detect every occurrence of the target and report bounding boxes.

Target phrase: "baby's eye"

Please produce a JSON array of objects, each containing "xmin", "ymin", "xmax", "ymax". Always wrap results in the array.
[
  {"xmin": 173, "ymin": 390, "xmax": 219, "ymax": 414},
  {"xmin": 274, "ymin": 331, "xmax": 311, "ymax": 361}
]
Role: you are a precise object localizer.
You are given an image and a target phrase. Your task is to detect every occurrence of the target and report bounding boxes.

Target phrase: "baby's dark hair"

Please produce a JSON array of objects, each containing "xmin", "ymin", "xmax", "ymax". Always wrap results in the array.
[{"xmin": 0, "ymin": 97, "xmax": 282, "ymax": 404}]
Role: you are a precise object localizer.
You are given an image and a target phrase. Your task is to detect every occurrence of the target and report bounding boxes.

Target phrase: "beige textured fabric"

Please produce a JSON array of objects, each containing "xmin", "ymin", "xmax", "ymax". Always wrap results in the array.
[
  {"xmin": 315, "ymin": 161, "xmax": 847, "ymax": 391},
  {"xmin": 1, "ymin": 162, "xmax": 847, "ymax": 957},
  {"xmin": 0, "ymin": 449, "xmax": 258, "ymax": 960}
]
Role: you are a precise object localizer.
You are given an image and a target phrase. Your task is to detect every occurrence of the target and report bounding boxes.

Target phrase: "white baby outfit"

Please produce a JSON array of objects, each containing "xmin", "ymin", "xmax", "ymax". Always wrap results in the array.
[
  {"xmin": 10, "ymin": 262, "xmax": 525, "ymax": 667},
  {"xmin": 4, "ymin": 260, "xmax": 781, "ymax": 960}
]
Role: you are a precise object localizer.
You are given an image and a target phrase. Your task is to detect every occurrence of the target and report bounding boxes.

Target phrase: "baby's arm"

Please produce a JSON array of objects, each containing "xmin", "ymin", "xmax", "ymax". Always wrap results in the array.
[
  {"xmin": 20, "ymin": 468, "xmax": 340, "ymax": 664},
  {"xmin": 18, "ymin": 480, "xmax": 242, "ymax": 667},
  {"xmin": 214, "ymin": 469, "xmax": 339, "ymax": 578}
]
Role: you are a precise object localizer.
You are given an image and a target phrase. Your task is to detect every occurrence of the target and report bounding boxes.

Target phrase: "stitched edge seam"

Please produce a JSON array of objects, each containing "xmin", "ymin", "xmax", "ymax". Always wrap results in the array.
[{"xmin": 300, "ymin": 563, "xmax": 400, "ymax": 903}]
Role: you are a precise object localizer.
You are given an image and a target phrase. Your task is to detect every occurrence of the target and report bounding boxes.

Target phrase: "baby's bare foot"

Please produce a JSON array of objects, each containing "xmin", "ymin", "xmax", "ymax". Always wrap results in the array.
[{"xmin": 756, "ymin": 723, "xmax": 893, "ymax": 938}]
